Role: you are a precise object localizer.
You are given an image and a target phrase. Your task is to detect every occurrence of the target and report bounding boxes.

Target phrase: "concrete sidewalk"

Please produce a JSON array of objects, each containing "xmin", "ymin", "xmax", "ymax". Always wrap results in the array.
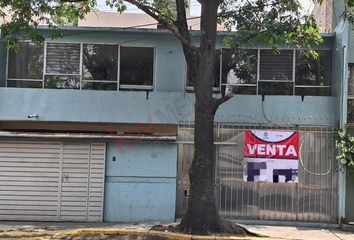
[
  {"xmin": 249, "ymin": 225, "xmax": 354, "ymax": 240},
  {"xmin": 0, "ymin": 221, "xmax": 353, "ymax": 240}
]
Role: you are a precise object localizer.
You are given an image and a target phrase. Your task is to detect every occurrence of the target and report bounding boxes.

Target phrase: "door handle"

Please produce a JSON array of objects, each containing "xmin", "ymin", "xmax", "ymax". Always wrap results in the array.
[{"xmin": 63, "ymin": 173, "xmax": 69, "ymax": 181}]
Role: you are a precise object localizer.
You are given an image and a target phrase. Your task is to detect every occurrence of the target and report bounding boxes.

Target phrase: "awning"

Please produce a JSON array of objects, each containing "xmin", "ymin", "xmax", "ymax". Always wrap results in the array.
[{"xmin": 0, "ymin": 131, "xmax": 177, "ymax": 142}]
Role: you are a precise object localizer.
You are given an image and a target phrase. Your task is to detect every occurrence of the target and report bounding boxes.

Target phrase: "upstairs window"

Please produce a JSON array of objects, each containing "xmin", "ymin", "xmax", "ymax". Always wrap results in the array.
[
  {"xmin": 221, "ymin": 49, "xmax": 257, "ymax": 95},
  {"xmin": 7, "ymin": 42, "xmax": 44, "ymax": 88},
  {"xmin": 7, "ymin": 42, "xmax": 155, "ymax": 91},
  {"xmin": 185, "ymin": 50, "xmax": 221, "ymax": 90},
  {"xmin": 259, "ymin": 50, "xmax": 294, "ymax": 95},
  {"xmin": 119, "ymin": 46, "xmax": 154, "ymax": 89},
  {"xmin": 190, "ymin": 48, "xmax": 332, "ymax": 96},
  {"xmin": 82, "ymin": 44, "xmax": 118, "ymax": 90},
  {"xmin": 46, "ymin": 43, "xmax": 80, "ymax": 74},
  {"xmin": 295, "ymin": 50, "xmax": 331, "ymax": 96},
  {"xmin": 45, "ymin": 43, "xmax": 81, "ymax": 89}
]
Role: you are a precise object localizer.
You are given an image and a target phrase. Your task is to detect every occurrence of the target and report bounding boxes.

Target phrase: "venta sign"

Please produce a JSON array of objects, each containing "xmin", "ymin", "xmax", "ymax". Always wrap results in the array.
[
  {"xmin": 244, "ymin": 130, "xmax": 299, "ymax": 183},
  {"xmin": 245, "ymin": 130, "xmax": 299, "ymax": 159}
]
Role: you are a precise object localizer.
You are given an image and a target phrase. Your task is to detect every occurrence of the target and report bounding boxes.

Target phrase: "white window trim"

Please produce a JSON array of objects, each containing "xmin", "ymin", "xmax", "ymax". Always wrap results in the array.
[
  {"xmin": 119, "ymin": 85, "xmax": 153, "ymax": 90},
  {"xmin": 119, "ymin": 45, "xmax": 156, "ymax": 91},
  {"xmin": 6, "ymin": 41, "xmax": 156, "ymax": 92},
  {"xmin": 44, "ymin": 42, "xmax": 81, "ymax": 76},
  {"xmin": 295, "ymin": 85, "xmax": 331, "ymax": 88},
  {"xmin": 6, "ymin": 42, "xmax": 45, "ymax": 87},
  {"xmin": 212, "ymin": 48, "xmax": 332, "ymax": 96},
  {"xmin": 81, "ymin": 79, "xmax": 118, "ymax": 83},
  {"xmin": 221, "ymin": 83, "xmax": 256, "ymax": 87},
  {"xmin": 258, "ymin": 80, "xmax": 294, "ymax": 83},
  {"xmin": 7, "ymin": 78, "xmax": 43, "ymax": 82},
  {"xmin": 81, "ymin": 43, "xmax": 120, "ymax": 89}
]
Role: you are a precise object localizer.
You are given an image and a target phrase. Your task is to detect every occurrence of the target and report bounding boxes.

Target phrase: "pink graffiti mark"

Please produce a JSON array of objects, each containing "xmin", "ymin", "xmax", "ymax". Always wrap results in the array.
[{"xmin": 108, "ymin": 115, "xmax": 154, "ymax": 153}]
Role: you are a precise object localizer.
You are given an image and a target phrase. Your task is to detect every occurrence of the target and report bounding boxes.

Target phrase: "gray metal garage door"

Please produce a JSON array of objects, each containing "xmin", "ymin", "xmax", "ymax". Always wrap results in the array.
[{"xmin": 0, "ymin": 141, "xmax": 105, "ymax": 222}]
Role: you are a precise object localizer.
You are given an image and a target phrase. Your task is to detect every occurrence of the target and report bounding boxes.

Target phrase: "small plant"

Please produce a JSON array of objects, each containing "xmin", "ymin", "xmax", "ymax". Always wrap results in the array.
[{"xmin": 336, "ymin": 130, "xmax": 354, "ymax": 170}]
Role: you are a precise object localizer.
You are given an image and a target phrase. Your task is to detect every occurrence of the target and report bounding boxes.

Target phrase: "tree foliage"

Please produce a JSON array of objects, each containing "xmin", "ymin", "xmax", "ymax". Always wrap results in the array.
[
  {"xmin": 336, "ymin": 130, "xmax": 354, "ymax": 171},
  {"xmin": 0, "ymin": 0, "xmax": 324, "ymax": 51},
  {"xmin": 0, "ymin": 0, "xmax": 94, "ymax": 47}
]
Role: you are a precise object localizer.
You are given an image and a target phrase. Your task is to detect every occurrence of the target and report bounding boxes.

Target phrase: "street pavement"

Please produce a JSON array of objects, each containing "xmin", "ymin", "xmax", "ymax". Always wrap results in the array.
[{"xmin": 0, "ymin": 221, "xmax": 353, "ymax": 240}]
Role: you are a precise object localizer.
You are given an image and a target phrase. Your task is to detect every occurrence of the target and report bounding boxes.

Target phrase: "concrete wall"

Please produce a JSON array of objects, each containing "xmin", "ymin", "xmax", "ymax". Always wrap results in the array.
[
  {"xmin": 332, "ymin": 19, "xmax": 350, "ymax": 222},
  {"xmin": 0, "ymin": 28, "xmax": 339, "ymax": 127},
  {"xmin": 104, "ymin": 142, "xmax": 177, "ymax": 222},
  {"xmin": 332, "ymin": 0, "xmax": 345, "ymax": 30},
  {"xmin": 0, "ymin": 88, "xmax": 338, "ymax": 126}
]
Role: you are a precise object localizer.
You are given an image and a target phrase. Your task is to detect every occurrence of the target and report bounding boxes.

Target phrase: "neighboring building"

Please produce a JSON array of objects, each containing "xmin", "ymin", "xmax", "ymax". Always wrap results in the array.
[
  {"xmin": 312, "ymin": 0, "xmax": 333, "ymax": 33},
  {"xmin": 78, "ymin": 12, "xmax": 225, "ymax": 31},
  {"xmin": 0, "ymin": 1, "xmax": 351, "ymax": 224}
]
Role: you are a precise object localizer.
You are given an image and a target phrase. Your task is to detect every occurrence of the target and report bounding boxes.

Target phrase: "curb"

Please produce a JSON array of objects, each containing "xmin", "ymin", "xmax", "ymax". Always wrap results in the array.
[
  {"xmin": 0, "ymin": 228, "xmax": 268, "ymax": 240},
  {"xmin": 341, "ymin": 224, "xmax": 354, "ymax": 232}
]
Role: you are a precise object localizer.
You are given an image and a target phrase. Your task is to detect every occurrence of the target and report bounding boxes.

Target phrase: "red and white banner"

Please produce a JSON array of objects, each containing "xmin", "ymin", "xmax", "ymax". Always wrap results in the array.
[
  {"xmin": 245, "ymin": 130, "xmax": 299, "ymax": 159},
  {"xmin": 244, "ymin": 130, "xmax": 299, "ymax": 183}
]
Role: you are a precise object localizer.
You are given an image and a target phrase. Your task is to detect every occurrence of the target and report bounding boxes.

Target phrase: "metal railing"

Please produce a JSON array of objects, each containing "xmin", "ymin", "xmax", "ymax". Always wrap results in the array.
[{"xmin": 176, "ymin": 123, "xmax": 338, "ymax": 223}]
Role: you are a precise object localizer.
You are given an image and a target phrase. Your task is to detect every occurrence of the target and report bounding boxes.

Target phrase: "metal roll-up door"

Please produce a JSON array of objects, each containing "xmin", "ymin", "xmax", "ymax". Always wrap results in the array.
[{"xmin": 0, "ymin": 140, "xmax": 105, "ymax": 222}]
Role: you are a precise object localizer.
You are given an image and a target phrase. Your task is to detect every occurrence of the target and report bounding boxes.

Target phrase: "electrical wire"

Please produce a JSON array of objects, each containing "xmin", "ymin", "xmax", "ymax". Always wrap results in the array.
[{"xmin": 298, "ymin": 139, "xmax": 332, "ymax": 176}]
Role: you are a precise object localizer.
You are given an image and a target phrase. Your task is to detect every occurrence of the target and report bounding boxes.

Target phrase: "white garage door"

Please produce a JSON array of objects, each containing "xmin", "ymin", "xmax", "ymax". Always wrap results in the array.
[{"xmin": 0, "ymin": 141, "xmax": 105, "ymax": 222}]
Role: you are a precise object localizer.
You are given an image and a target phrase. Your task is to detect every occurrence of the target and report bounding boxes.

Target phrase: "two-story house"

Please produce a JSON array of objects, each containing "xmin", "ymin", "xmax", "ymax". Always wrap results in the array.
[{"xmin": 0, "ymin": 1, "xmax": 351, "ymax": 226}]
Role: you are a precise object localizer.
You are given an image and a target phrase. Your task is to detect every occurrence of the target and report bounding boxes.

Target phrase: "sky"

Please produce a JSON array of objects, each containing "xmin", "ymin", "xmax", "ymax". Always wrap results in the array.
[{"xmin": 96, "ymin": 0, "xmax": 315, "ymax": 16}]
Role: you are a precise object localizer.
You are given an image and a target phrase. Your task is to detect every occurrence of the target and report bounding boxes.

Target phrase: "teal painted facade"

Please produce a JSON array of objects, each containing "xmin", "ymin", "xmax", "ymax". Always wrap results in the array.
[
  {"xmin": 104, "ymin": 142, "xmax": 177, "ymax": 222},
  {"xmin": 333, "ymin": 0, "xmax": 354, "ymax": 223},
  {"xmin": 0, "ymin": 88, "xmax": 338, "ymax": 126},
  {"xmin": 0, "ymin": 28, "xmax": 340, "ymax": 128},
  {"xmin": 0, "ymin": 24, "xmax": 350, "ymax": 223}
]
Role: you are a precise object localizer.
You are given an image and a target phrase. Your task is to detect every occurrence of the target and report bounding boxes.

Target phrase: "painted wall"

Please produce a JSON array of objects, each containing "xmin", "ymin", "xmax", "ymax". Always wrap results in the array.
[
  {"xmin": 104, "ymin": 142, "xmax": 177, "ymax": 222},
  {"xmin": 0, "ymin": 28, "xmax": 340, "ymax": 127},
  {"xmin": 332, "ymin": 0, "xmax": 345, "ymax": 30},
  {"xmin": 0, "ymin": 25, "xmax": 348, "ymax": 223},
  {"xmin": 0, "ymin": 88, "xmax": 338, "ymax": 126},
  {"xmin": 0, "ymin": 28, "xmax": 335, "ymax": 91},
  {"xmin": 331, "ymin": 19, "xmax": 350, "ymax": 222},
  {"xmin": 332, "ymin": 20, "xmax": 349, "ymax": 129}
]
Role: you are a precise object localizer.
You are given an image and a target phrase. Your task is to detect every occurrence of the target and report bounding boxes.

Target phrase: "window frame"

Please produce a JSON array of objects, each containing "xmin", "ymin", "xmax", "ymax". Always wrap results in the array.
[
  {"xmin": 118, "ymin": 45, "xmax": 156, "ymax": 91},
  {"xmin": 294, "ymin": 49, "xmax": 332, "ymax": 96},
  {"xmin": 184, "ymin": 49, "xmax": 222, "ymax": 93},
  {"xmin": 6, "ymin": 40, "xmax": 45, "ymax": 88},
  {"xmin": 6, "ymin": 41, "xmax": 156, "ymax": 91},
  {"xmin": 191, "ymin": 47, "xmax": 332, "ymax": 96},
  {"xmin": 220, "ymin": 47, "xmax": 258, "ymax": 95},
  {"xmin": 80, "ymin": 42, "xmax": 119, "ymax": 91},
  {"xmin": 258, "ymin": 48, "xmax": 295, "ymax": 96},
  {"xmin": 43, "ymin": 41, "xmax": 82, "ymax": 90}
]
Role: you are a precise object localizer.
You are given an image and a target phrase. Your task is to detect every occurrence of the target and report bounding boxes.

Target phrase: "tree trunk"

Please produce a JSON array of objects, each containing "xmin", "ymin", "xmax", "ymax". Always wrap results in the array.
[
  {"xmin": 179, "ymin": 96, "xmax": 219, "ymax": 234},
  {"xmin": 179, "ymin": 1, "xmax": 245, "ymax": 235},
  {"xmin": 179, "ymin": 29, "xmax": 223, "ymax": 233},
  {"xmin": 178, "ymin": 65, "xmax": 245, "ymax": 235}
]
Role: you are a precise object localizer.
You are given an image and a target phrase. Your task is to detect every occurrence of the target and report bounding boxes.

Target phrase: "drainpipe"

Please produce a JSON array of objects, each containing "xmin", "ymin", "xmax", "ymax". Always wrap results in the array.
[{"xmin": 338, "ymin": 36, "xmax": 348, "ymax": 223}]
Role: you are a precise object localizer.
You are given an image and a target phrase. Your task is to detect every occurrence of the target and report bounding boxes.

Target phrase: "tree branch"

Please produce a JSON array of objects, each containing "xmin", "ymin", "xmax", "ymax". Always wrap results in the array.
[
  {"xmin": 60, "ymin": 0, "xmax": 87, "ymax": 2},
  {"xmin": 175, "ymin": 0, "xmax": 190, "ymax": 42},
  {"xmin": 214, "ymin": 94, "xmax": 233, "ymax": 108},
  {"xmin": 124, "ymin": 0, "xmax": 197, "ymax": 51}
]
